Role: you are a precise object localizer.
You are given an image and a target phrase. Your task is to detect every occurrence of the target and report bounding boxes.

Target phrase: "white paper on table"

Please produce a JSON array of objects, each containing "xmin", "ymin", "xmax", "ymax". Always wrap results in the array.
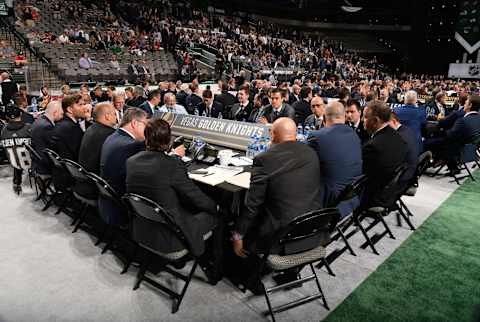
[
  {"xmin": 225, "ymin": 172, "xmax": 251, "ymax": 189},
  {"xmin": 188, "ymin": 165, "xmax": 244, "ymax": 186},
  {"xmin": 229, "ymin": 156, "xmax": 253, "ymax": 166}
]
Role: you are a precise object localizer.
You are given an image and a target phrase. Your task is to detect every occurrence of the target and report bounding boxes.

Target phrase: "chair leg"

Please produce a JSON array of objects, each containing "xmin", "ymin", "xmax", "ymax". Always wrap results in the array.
[
  {"xmin": 102, "ymin": 229, "xmax": 114, "ymax": 254},
  {"xmin": 95, "ymin": 224, "xmax": 109, "ymax": 246},
  {"xmin": 464, "ymin": 163, "xmax": 475, "ymax": 181},
  {"xmin": 310, "ymin": 263, "xmax": 329, "ymax": 310},
  {"xmin": 354, "ymin": 214, "xmax": 379, "ymax": 255},
  {"xmin": 321, "ymin": 258, "xmax": 335, "ymax": 277},
  {"xmin": 57, "ymin": 193, "xmax": 71, "ymax": 215},
  {"xmin": 337, "ymin": 226, "xmax": 356, "ymax": 256},
  {"xmin": 378, "ymin": 213, "xmax": 395, "ymax": 239},
  {"xmin": 121, "ymin": 243, "xmax": 139, "ymax": 275},
  {"xmin": 72, "ymin": 204, "xmax": 88, "ymax": 233},
  {"xmin": 172, "ymin": 260, "xmax": 198, "ymax": 314},
  {"xmin": 42, "ymin": 190, "xmax": 58, "ymax": 211},
  {"xmin": 133, "ymin": 256, "xmax": 150, "ymax": 291},
  {"xmin": 397, "ymin": 206, "xmax": 416, "ymax": 231},
  {"xmin": 263, "ymin": 281, "xmax": 276, "ymax": 322}
]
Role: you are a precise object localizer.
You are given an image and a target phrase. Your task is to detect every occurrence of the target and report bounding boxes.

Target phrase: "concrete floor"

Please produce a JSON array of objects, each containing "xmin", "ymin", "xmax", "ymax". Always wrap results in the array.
[{"xmin": 0, "ymin": 166, "xmax": 465, "ymax": 322}]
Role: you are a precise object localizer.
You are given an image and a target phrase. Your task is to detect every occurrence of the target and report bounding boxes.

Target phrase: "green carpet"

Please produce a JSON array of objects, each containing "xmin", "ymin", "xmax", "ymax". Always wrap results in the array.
[{"xmin": 325, "ymin": 172, "xmax": 480, "ymax": 322}]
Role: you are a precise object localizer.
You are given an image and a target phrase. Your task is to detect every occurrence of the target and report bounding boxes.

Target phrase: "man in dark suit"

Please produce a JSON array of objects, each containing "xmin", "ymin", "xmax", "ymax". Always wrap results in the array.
[
  {"xmin": 138, "ymin": 89, "xmax": 161, "ymax": 118},
  {"xmin": 346, "ymin": 99, "xmax": 369, "ymax": 144},
  {"xmin": 227, "ymin": 85, "xmax": 252, "ymax": 122},
  {"xmin": 176, "ymin": 83, "xmax": 189, "ymax": 108},
  {"xmin": 127, "ymin": 60, "xmax": 139, "ymax": 84},
  {"xmin": 185, "ymin": 83, "xmax": 203, "ymax": 114},
  {"xmin": 126, "ymin": 86, "xmax": 146, "ymax": 108},
  {"xmin": 362, "ymin": 100, "xmax": 408, "ymax": 207},
  {"xmin": 197, "ymin": 89, "xmax": 223, "ymax": 118},
  {"xmin": 215, "ymin": 82, "xmax": 237, "ymax": 113},
  {"xmin": 99, "ymin": 108, "xmax": 147, "ymax": 225},
  {"xmin": 50, "ymin": 94, "xmax": 86, "ymax": 162},
  {"xmin": 0, "ymin": 72, "xmax": 17, "ymax": 105},
  {"xmin": 258, "ymin": 88, "xmax": 295, "ymax": 124},
  {"xmin": 308, "ymin": 101, "xmax": 362, "ymax": 218},
  {"xmin": 77, "ymin": 103, "xmax": 117, "ymax": 198},
  {"xmin": 126, "ymin": 118, "xmax": 221, "ymax": 280},
  {"xmin": 392, "ymin": 90, "xmax": 427, "ymax": 153},
  {"xmin": 389, "ymin": 112, "xmax": 419, "ymax": 184},
  {"xmin": 232, "ymin": 117, "xmax": 323, "ymax": 257},
  {"xmin": 31, "ymin": 101, "xmax": 64, "ymax": 176},
  {"xmin": 304, "ymin": 96, "xmax": 326, "ymax": 130},
  {"xmin": 292, "ymin": 86, "xmax": 312, "ymax": 126},
  {"xmin": 425, "ymin": 91, "xmax": 447, "ymax": 121},
  {"xmin": 288, "ymin": 84, "xmax": 301, "ymax": 105}
]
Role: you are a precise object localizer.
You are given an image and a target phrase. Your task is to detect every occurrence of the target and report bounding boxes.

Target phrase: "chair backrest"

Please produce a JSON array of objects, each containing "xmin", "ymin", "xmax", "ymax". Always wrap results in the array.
[
  {"xmin": 266, "ymin": 208, "xmax": 340, "ymax": 257},
  {"xmin": 85, "ymin": 172, "xmax": 124, "ymax": 207},
  {"xmin": 123, "ymin": 193, "xmax": 191, "ymax": 250},
  {"xmin": 415, "ymin": 151, "xmax": 433, "ymax": 180},
  {"xmin": 24, "ymin": 143, "xmax": 42, "ymax": 163},
  {"xmin": 43, "ymin": 148, "xmax": 64, "ymax": 170},
  {"xmin": 63, "ymin": 159, "xmax": 93, "ymax": 183},
  {"xmin": 328, "ymin": 175, "xmax": 368, "ymax": 207},
  {"xmin": 385, "ymin": 163, "xmax": 409, "ymax": 190}
]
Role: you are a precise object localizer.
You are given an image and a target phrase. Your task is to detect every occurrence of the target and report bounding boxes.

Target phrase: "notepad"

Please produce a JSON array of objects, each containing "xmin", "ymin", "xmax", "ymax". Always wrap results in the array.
[
  {"xmin": 225, "ymin": 172, "xmax": 251, "ymax": 189},
  {"xmin": 189, "ymin": 165, "xmax": 244, "ymax": 186}
]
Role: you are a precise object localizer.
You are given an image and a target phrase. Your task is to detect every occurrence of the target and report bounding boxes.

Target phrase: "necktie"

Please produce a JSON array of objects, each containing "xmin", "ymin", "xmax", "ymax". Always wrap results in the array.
[{"xmin": 273, "ymin": 110, "xmax": 279, "ymax": 119}]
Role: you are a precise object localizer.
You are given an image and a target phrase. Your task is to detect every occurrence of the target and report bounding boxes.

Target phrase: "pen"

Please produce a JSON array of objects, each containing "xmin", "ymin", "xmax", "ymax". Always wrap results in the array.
[{"xmin": 202, "ymin": 173, "xmax": 214, "ymax": 177}]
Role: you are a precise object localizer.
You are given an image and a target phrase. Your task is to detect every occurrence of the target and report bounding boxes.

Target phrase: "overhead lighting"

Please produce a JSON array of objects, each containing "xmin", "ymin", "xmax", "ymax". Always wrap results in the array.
[{"xmin": 341, "ymin": 6, "xmax": 363, "ymax": 12}]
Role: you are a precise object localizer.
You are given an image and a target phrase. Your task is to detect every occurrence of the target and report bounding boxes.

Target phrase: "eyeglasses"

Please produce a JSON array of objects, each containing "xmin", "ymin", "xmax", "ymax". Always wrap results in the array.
[{"xmin": 311, "ymin": 104, "xmax": 323, "ymax": 107}]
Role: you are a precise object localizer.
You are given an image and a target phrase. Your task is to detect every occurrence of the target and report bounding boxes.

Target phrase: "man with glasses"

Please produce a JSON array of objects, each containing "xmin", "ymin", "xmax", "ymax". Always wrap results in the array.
[
  {"xmin": 304, "ymin": 96, "xmax": 326, "ymax": 130},
  {"xmin": 157, "ymin": 92, "xmax": 188, "ymax": 115},
  {"xmin": 258, "ymin": 88, "xmax": 295, "ymax": 124},
  {"xmin": 113, "ymin": 93, "xmax": 126, "ymax": 124}
]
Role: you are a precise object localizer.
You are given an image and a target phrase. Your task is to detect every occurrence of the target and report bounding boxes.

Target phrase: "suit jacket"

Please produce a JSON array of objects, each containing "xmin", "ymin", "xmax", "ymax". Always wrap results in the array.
[
  {"xmin": 393, "ymin": 104, "xmax": 427, "ymax": 153},
  {"xmin": 228, "ymin": 102, "xmax": 253, "ymax": 122},
  {"xmin": 176, "ymin": 90, "xmax": 188, "ymax": 108},
  {"xmin": 362, "ymin": 125, "xmax": 407, "ymax": 207},
  {"xmin": 397, "ymin": 125, "xmax": 419, "ymax": 183},
  {"xmin": 99, "ymin": 129, "xmax": 145, "ymax": 225},
  {"xmin": 288, "ymin": 93, "xmax": 300, "ymax": 105},
  {"xmin": 292, "ymin": 99, "xmax": 312, "ymax": 125},
  {"xmin": 50, "ymin": 116, "xmax": 84, "ymax": 161},
  {"xmin": 446, "ymin": 112, "xmax": 480, "ymax": 154},
  {"xmin": 197, "ymin": 101, "xmax": 223, "ymax": 118},
  {"xmin": 304, "ymin": 114, "xmax": 325, "ymax": 130},
  {"xmin": 126, "ymin": 151, "xmax": 217, "ymax": 256},
  {"xmin": 235, "ymin": 141, "xmax": 324, "ymax": 254},
  {"xmin": 77, "ymin": 122, "xmax": 115, "ymax": 198},
  {"xmin": 185, "ymin": 93, "xmax": 203, "ymax": 114},
  {"xmin": 438, "ymin": 108, "xmax": 465, "ymax": 130},
  {"xmin": 308, "ymin": 124, "xmax": 362, "ymax": 217},
  {"xmin": 215, "ymin": 91, "xmax": 237, "ymax": 111},
  {"xmin": 347, "ymin": 120, "xmax": 370, "ymax": 144},
  {"xmin": 1, "ymin": 80, "xmax": 18, "ymax": 104},
  {"xmin": 126, "ymin": 96, "xmax": 145, "ymax": 108},
  {"xmin": 31, "ymin": 114, "xmax": 55, "ymax": 175},
  {"xmin": 260, "ymin": 103, "xmax": 295, "ymax": 123},
  {"xmin": 138, "ymin": 100, "xmax": 156, "ymax": 118}
]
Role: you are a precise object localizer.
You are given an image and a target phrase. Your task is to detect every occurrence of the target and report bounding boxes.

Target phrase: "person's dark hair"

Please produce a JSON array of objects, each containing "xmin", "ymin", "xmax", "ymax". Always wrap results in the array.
[
  {"xmin": 366, "ymin": 100, "xmax": 391, "ymax": 122},
  {"xmin": 346, "ymin": 99, "xmax": 361, "ymax": 111},
  {"xmin": 238, "ymin": 85, "xmax": 250, "ymax": 96},
  {"xmin": 125, "ymin": 86, "xmax": 133, "ymax": 93},
  {"xmin": 19, "ymin": 85, "xmax": 27, "ymax": 91},
  {"xmin": 338, "ymin": 87, "xmax": 351, "ymax": 101},
  {"xmin": 15, "ymin": 95, "xmax": 27, "ymax": 107},
  {"xmin": 147, "ymin": 89, "xmax": 161, "ymax": 101},
  {"xmin": 189, "ymin": 83, "xmax": 198, "ymax": 92},
  {"xmin": 119, "ymin": 107, "xmax": 147, "ymax": 127},
  {"xmin": 221, "ymin": 82, "xmax": 229, "ymax": 91},
  {"xmin": 61, "ymin": 94, "xmax": 82, "ymax": 113},
  {"xmin": 469, "ymin": 95, "xmax": 480, "ymax": 111},
  {"xmin": 94, "ymin": 85, "xmax": 102, "ymax": 92},
  {"xmin": 270, "ymin": 88, "xmax": 282, "ymax": 96},
  {"xmin": 108, "ymin": 85, "xmax": 116, "ymax": 91},
  {"xmin": 202, "ymin": 89, "xmax": 213, "ymax": 99},
  {"xmin": 300, "ymin": 86, "xmax": 312, "ymax": 99},
  {"xmin": 145, "ymin": 118, "xmax": 171, "ymax": 152},
  {"xmin": 366, "ymin": 91, "xmax": 377, "ymax": 102},
  {"xmin": 390, "ymin": 111, "xmax": 400, "ymax": 122}
]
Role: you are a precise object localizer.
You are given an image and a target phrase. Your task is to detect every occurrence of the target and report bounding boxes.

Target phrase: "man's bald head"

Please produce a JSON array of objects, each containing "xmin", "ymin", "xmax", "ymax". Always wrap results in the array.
[
  {"xmin": 45, "ymin": 101, "xmax": 64, "ymax": 122},
  {"xmin": 325, "ymin": 101, "xmax": 345, "ymax": 126},
  {"xmin": 271, "ymin": 117, "xmax": 297, "ymax": 144},
  {"xmin": 94, "ymin": 102, "xmax": 117, "ymax": 127}
]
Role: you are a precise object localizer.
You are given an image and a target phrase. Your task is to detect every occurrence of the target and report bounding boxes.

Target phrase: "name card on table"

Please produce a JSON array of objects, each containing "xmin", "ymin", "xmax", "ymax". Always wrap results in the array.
[{"xmin": 156, "ymin": 112, "xmax": 270, "ymax": 151}]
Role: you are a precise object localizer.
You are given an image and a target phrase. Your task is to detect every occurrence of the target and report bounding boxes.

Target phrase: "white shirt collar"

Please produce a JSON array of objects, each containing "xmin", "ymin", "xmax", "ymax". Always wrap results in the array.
[
  {"xmin": 465, "ymin": 111, "xmax": 479, "ymax": 117},
  {"xmin": 119, "ymin": 128, "xmax": 136, "ymax": 140}
]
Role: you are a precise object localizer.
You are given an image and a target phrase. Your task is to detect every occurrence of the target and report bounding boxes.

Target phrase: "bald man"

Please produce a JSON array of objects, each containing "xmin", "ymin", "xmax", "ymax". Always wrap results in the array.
[
  {"xmin": 307, "ymin": 102, "xmax": 362, "ymax": 218},
  {"xmin": 31, "ymin": 101, "xmax": 64, "ymax": 175},
  {"xmin": 232, "ymin": 118, "xmax": 324, "ymax": 289}
]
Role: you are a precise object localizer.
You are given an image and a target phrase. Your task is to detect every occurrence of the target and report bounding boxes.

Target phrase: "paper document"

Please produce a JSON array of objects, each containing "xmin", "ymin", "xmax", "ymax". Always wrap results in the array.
[
  {"xmin": 229, "ymin": 156, "xmax": 253, "ymax": 167},
  {"xmin": 189, "ymin": 165, "xmax": 244, "ymax": 186},
  {"xmin": 225, "ymin": 172, "xmax": 251, "ymax": 189}
]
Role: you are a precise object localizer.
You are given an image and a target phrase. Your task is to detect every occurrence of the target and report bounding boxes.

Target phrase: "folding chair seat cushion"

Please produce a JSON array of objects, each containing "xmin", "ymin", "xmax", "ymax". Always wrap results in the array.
[
  {"xmin": 143, "ymin": 244, "xmax": 189, "ymax": 261},
  {"xmin": 367, "ymin": 206, "xmax": 386, "ymax": 213},
  {"xmin": 266, "ymin": 245, "xmax": 327, "ymax": 271},
  {"xmin": 73, "ymin": 191, "xmax": 97, "ymax": 208}
]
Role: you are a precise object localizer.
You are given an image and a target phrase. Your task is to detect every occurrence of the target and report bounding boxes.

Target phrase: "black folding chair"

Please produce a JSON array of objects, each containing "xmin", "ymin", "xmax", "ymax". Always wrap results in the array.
[
  {"xmin": 24, "ymin": 143, "xmax": 53, "ymax": 202},
  {"xmin": 396, "ymin": 151, "xmax": 433, "ymax": 229},
  {"xmin": 317, "ymin": 175, "xmax": 368, "ymax": 273},
  {"xmin": 63, "ymin": 159, "xmax": 98, "ymax": 233},
  {"xmin": 355, "ymin": 164, "xmax": 408, "ymax": 255},
  {"xmin": 123, "ymin": 193, "xmax": 209, "ymax": 314},
  {"xmin": 245, "ymin": 208, "xmax": 340, "ymax": 322},
  {"xmin": 42, "ymin": 149, "xmax": 74, "ymax": 214},
  {"xmin": 86, "ymin": 172, "xmax": 136, "ymax": 274},
  {"xmin": 450, "ymin": 133, "xmax": 480, "ymax": 184}
]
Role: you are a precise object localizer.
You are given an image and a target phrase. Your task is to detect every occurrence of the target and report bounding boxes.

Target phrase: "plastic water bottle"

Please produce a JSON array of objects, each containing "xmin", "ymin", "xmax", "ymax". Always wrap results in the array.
[
  {"xmin": 218, "ymin": 112, "xmax": 223, "ymax": 119},
  {"xmin": 304, "ymin": 125, "xmax": 311, "ymax": 140},
  {"xmin": 296, "ymin": 124, "xmax": 304, "ymax": 141},
  {"xmin": 246, "ymin": 135, "xmax": 256, "ymax": 159},
  {"xmin": 201, "ymin": 110, "xmax": 206, "ymax": 117},
  {"xmin": 31, "ymin": 97, "xmax": 38, "ymax": 112},
  {"xmin": 194, "ymin": 107, "xmax": 199, "ymax": 116}
]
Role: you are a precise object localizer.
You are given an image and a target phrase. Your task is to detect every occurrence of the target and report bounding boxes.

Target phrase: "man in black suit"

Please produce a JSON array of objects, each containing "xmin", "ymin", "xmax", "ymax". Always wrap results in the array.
[
  {"xmin": 77, "ymin": 103, "xmax": 117, "ymax": 198},
  {"xmin": 138, "ymin": 89, "xmax": 161, "ymax": 118},
  {"xmin": 176, "ymin": 83, "xmax": 189, "ymax": 108},
  {"xmin": 304, "ymin": 96, "xmax": 326, "ymax": 130},
  {"xmin": 362, "ymin": 100, "xmax": 408, "ymax": 207},
  {"xmin": 50, "ymin": 94, "xmax": 86, "ymax": 162},
  {"xmin": 126, "ymin": 118, "xmax": 221, "ymax": 280},
  {"xmin": 0, "ymin": 72, "xmax": 17, "ymax": 105},
  {"xmin": 197, "ymin": 89, "xmax": 223, "ymax": 118},
  {"xmin": 185, "ymin": 83, "xmax": 203, "ymax": 114},
  {"xmin": 126, "ymin": 86, "xmax": 146, "ymax": 108},
  {"xmin": 258, "ymin": 88, "xmax": 295, "ymax": 124},
  {"xmin": 292, "ymin": 86, "xmax": 312, "ymax": 126},
  {"xmin": 31, "ymin": 101, "xmax": 64, "ymax": 176},
  {"xmin": 389, "ymin": 112, "xmax": 419, "ymax": 184},
  {"xmin": 227, "ymin": 85, "xmax": 252, "ymax": 122},
  {"xmin": 288, "ymin": 84, "xmax": 301, "ymax": 105},
  {"xmin": 308, "ymin": 101, "xmax": 362, "ymax": 218},
  {"xmin": 232, "ymin": 117, "xmax": 323, "ymax": 257},
  {"xmin": 215, "ymin": 82, "xmax": 236, "ymax": 113},
  {"xmin": 127, "ymin": 60, "xmax": 139, "ymax": 84},
  {"xmin": 99, "ymin": 108, "xmax": 147, "ymax": 225},
  {"xmin": 346, "ymin": 99, "xmax": 369, "ymax": 144}
]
